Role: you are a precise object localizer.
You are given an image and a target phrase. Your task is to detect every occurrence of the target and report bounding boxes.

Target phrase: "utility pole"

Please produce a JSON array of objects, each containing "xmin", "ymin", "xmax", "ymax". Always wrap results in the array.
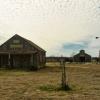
[
  {"xmin": 96, "ymin": 37, "xmax": 100, "ymax": 63},
  {"xmin": 99, "ymin": 50, "xmax": 100, "ymax": 63}
]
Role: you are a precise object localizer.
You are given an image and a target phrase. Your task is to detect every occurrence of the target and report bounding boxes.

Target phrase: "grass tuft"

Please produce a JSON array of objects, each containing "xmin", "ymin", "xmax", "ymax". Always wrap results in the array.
[
  {"xmin": 38, "ymin": 84, "xmax": 72, "ymax": 92},
  {"xmin": 58, "ymin": 85, "xmax": 72, "ymax": 91}
]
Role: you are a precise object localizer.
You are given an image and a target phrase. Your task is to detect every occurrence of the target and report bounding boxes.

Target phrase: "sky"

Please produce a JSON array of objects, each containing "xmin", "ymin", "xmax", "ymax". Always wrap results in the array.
[{"xmin": 0, "ymin": 0, "xmax": 100, "ymax": 57}]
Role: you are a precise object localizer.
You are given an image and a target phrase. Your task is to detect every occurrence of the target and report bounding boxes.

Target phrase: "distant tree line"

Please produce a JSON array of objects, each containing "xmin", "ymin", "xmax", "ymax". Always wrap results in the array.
[{"xmin": 46, "ymin": 56, "xmax": 100, "ymax": 63}]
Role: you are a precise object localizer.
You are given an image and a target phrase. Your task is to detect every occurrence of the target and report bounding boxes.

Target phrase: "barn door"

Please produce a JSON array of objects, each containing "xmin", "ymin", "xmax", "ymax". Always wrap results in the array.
[{"xmin": 80, "ymin": 56, "xmax": 85, "ymax": 62}]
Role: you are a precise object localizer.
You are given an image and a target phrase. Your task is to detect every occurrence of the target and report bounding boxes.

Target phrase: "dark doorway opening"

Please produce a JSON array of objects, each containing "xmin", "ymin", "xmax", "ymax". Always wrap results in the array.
[
  {"xmin": 80, "ymin": 56, "xmax": 85, "ymax": 62},
  {"xmin": 11, "ymin": 54, "xmax": 31, "ymax": 69},
  {"xmin": 0, "ymin": 55, "xmax": 9, "ymax": 67},
  {"xmin": 0, "ymin": 56, "xmax": 1, "ymax": 67}
]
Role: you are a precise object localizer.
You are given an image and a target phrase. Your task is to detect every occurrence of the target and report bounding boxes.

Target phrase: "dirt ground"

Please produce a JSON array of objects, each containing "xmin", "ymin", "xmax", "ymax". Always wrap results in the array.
[{"xmin": 0, "ymin": 63, "xmax": 100, "ymax": 100}]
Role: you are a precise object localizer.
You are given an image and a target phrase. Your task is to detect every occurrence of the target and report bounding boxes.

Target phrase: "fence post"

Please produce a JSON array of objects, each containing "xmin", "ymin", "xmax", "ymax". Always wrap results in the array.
[{"xmin": 60, "ymin": 57, "xmax": 68, "ymax": 90}]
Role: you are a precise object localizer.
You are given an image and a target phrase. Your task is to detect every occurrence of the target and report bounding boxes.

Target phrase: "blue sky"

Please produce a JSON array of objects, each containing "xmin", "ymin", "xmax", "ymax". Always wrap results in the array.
[
  {"xmin": 62, "ymin": 41, "xmax": 89, "ymax": 50},
  {"xmin": 0, "ymin": 0, "xmax": 100, "ymax": 57}
]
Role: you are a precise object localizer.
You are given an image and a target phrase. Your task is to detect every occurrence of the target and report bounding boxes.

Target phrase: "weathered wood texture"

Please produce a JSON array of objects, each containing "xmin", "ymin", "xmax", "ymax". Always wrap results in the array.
[{"xmin": 0, "ymin": 34, "xmax": 46, "ymax": 70}]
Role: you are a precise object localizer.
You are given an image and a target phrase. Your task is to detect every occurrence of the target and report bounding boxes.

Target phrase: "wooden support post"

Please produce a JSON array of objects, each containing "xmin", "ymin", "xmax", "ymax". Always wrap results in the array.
[
  {"xmin": 36, "ymin": 53, "xmax": 39, "ymax": 69},
  {"xmin": 99, "ymin": 50, "xmax": 100, "ymax": 64},
  {"xmin": 30, "ymin": 54, "xmax": 33, "ymax": 66},
  {"xmin": 60, "ymin": 58, "xmax": 66, "ymax": 89},
  {"xmin": 32, "ymin": 53, "xmax": 38, "ymax": 70},
  {"xmin": 0, "ymin": 56, "xmax": 1, "ymax": 67},
  {"xmin": 8, "ymin": 53, "xmax": 11, "ymax": 68}
]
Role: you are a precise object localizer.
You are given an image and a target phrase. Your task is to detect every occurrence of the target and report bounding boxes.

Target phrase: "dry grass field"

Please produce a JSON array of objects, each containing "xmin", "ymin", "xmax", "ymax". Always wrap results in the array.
[{"xmin": 0, "ymin": 63, "xmax": 100, "ymax": 100}]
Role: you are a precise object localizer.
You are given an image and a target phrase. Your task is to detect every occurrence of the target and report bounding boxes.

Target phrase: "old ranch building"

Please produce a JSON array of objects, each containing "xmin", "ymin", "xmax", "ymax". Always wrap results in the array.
[
  {"xmin": 73, "ymin": 50, "xmax": 91, "ymax": 63},
  {"xmin": 0, "ymin": 34, "xmax": 46, "ymax": 70}
]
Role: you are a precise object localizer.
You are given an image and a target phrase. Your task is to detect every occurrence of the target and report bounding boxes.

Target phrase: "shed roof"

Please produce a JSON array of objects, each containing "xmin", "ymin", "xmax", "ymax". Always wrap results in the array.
[
  {"xmin": 0, "ymin": 34, "xmax": 46, "ymax": 52},
  {"xmin": 74, "ymin": 50, "xmax": 91, "ymax": 57}
]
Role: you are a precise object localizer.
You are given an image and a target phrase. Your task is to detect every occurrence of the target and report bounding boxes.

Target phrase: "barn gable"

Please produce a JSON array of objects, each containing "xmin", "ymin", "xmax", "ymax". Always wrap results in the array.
[{"xmin": 0, "ymin": 34, "xmax": 45, "ymax": 53}]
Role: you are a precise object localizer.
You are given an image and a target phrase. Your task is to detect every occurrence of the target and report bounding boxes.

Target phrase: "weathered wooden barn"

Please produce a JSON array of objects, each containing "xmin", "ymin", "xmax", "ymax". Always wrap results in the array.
[
  {"xmin": 73, "ymin": 50, "xmax": 91, "ymax": 62},
  {"xmin": 0, "ymin": 34, "xmax": 46, "ymax": 70}
]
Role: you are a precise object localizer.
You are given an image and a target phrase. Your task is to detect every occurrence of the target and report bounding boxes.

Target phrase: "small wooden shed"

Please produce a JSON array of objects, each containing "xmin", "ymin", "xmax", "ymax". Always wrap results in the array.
[
  {"xmin": 73, "ymin": 50, "xmax": 91, "ymax": 63},
  {"xmin": 0, "ymin": 34, "xmax": 46, "ymax": 70}
]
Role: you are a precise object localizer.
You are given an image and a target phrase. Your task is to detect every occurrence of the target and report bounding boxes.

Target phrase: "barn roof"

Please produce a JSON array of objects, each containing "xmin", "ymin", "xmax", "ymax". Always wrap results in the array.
[
  {"xmin": 0, "ymin": 34, "xmax": 46, "ymax": 52},
  {"xmin": 74, "ymin": 50, "xmax": 91, "ymax": 57}
]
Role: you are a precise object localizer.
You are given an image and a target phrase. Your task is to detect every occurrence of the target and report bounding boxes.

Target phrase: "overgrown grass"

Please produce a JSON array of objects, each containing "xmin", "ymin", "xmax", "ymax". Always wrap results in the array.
[
  {"xmin": 0, "ymin": 68, "xmax": 33, "ymax": 76},
  {"xmin": 0, "ymin": 63, "xmax": 100, "ymax": 100},
  {"xmin": 38, "ymin": 84, "xmax": 72, "ymax": 92}
]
